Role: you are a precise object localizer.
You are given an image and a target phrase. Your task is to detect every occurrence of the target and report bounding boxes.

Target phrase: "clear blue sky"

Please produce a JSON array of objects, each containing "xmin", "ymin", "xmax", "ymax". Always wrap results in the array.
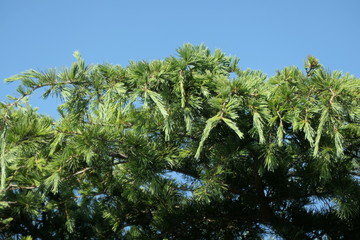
[{"xmin": 1, "ymin": 0, "xmax": 359, "ymax": 117}]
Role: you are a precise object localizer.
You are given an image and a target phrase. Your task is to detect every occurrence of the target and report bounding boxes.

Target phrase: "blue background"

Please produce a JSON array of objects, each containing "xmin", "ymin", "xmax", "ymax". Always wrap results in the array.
[{"xmin": 1, "ymin": 0, "xmax": 359, "ymax": 117}]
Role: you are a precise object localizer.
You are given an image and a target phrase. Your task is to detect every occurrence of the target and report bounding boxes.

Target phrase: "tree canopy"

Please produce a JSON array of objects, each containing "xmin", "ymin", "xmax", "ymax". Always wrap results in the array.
[{"xmin": 1, "ymin": 44, "xmax": 360, "ymax": 239}]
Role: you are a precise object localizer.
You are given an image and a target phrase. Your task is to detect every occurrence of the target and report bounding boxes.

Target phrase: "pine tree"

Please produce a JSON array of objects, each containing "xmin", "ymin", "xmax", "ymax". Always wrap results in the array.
[{"xmin": 1, "ymin": 44, "xmax": 360, "ymax": 239}]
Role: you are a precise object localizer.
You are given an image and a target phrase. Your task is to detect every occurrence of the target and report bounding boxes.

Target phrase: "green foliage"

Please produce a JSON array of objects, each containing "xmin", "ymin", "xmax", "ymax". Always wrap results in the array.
[{"xmin": 1, "ymin": 45, "xmax": 360, "ymax": 239}]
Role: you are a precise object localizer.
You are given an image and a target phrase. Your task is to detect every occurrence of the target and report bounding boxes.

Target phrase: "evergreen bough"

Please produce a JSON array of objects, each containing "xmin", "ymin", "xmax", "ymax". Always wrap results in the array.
[{"xmin": 1, "ymin": 44, "xmax": 360, "ymax": 239}]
